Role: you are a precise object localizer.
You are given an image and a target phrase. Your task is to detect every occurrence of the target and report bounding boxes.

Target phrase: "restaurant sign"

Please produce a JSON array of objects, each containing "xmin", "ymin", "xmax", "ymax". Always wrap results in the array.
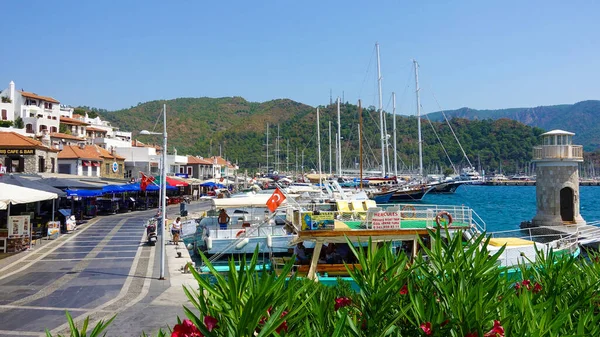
[{"xmin": 0, "ymin": 148, "xmax": 35, "ymax": 155}]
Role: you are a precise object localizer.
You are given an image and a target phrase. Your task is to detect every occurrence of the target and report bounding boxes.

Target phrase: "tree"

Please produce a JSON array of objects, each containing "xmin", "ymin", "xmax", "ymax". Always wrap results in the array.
[
  {"xmin": 13, "ymin": 117, "xmax": 24, "ymax": 128},
  {"xmin": 59, "ymin": 124, "xmax": 70, "ymax": 134}
]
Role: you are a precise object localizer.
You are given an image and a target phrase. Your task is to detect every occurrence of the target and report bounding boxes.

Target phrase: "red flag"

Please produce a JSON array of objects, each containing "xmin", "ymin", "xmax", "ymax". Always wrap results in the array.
[
  {"xmin": 140, "ymin": 172, "xmax": 155, "ymax": 192},
  {"xmin": 266, "ymin": 188, "xmax": 286, "ymax": 212}
]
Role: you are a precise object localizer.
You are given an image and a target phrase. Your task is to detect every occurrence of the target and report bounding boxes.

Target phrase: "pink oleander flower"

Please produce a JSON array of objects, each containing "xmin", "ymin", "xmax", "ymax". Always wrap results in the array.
[
  {"xmin": 420, "ymin": 322, "xmax": 432, "ymax": 335},
  {"xmin": 172, "ymin": 319, "xmax": 203, "ymax": 337},
  {"xmin": 533, "ymin": 282, "xmax": 542, "ymax": 294},
  {"xmin": 204, "ymin": 316, "xmax": 218, "ymax": 332},
  {"xmin": 483, "ymin": 320, "xmax": 505, "ymax": 337},
  {"xmin": 400, "ymin": 284, "xmax": 408, "ymax": 295},
  {"xmin": 522, "ymin": 279, "xmax": 531, "ymax": 290},
  {"xmin": 334, "ymin": 297, "xmax": 352, "ymax": 311},
  {"xmin": 464, "ymin": 332, "xmax": 478, "ymax": 337}
]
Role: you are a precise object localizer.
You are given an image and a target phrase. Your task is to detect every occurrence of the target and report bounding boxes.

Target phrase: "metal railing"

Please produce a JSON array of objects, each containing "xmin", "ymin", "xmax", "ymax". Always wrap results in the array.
[
  {"xmin": 287, "ymin": 203, "xmax": 485, "ymax": 231},
  {"xmin": 533, "ymin": 145, "xmax": 583, "ymax": 160}
]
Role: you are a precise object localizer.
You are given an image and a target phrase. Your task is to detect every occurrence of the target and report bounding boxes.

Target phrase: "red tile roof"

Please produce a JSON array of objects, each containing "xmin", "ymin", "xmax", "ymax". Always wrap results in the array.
[
  {"xmin": 187, "ymin": 156, "xmax": 213, "ymax": 165},
  {"xmin": 49, "ymin": 132, "xmax": 85, "ymax": 141},
  {"xmin": 132, "ymin": 139, "xmax": 161, "ymax": 150},
  {"xmin": 96, "ymin": 146, "xmax": 125, "ymax": 160},
  {"xmin": 58, "ymin": 144, "xmax": 125, "ymax": 160},
  {"xmin": 211, "ymin": 156, "xmax": 237, "ymax": 168},
  {"xmin": 0, "ymin": 131, "xmax": 58, "ymax": 152},
  {"xmin": 86, "ymin": 126, "xmax": 108, "ymax": 133},
  {"xmin": 60, "ymin": 116, "xmax": 90, "ymax": 126},
  {"xmin": 19, "ymin": 91, "xmax": 60, "ymax": 104}
]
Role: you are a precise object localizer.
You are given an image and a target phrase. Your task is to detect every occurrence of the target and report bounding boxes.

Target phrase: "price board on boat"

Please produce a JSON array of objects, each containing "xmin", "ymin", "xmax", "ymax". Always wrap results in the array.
[
  {"xmin": 301, "ymin": 212, "xmax": 335, "ymax": 230},
  {"xmin": 372, "ymin": 211, "xmax": 401, "ymax": 229}
]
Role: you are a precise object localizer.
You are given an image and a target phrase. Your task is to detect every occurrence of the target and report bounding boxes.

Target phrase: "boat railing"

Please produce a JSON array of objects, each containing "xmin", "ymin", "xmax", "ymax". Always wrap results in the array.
[
  {"xmin": 488, "ymin": 227, "xmax": 580, "ymax": 248},
  {"xmin": 205, "ymin": 211, "xmax": 281, "ymax": 266},
  {"xmin": 286, "ymin": 203, "xmax": 483, "ymax": 231}
]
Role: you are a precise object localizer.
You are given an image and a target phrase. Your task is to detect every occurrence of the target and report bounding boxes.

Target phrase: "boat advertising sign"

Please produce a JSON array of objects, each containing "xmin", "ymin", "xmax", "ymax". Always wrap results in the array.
[
  {"xmin": 372, "ymin": 211, "xmax": 402, "ymax": 229},
  {"xmin": 181, "ymin": 220, "xmax": 196, "ymax": 237},
  {"xmin": 301, "ymin": 212, "xmax": 335, "ymax": 230}
]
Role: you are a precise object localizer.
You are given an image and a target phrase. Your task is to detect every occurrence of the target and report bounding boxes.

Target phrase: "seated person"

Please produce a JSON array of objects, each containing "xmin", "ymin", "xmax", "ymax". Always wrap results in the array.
[
  {"xmin": 324, "ymin": 243, "xmax": 342, "ymax": 264},
  {"xmin": 294, "ymin": 242, "xmax": 310, "ymax": 264}
]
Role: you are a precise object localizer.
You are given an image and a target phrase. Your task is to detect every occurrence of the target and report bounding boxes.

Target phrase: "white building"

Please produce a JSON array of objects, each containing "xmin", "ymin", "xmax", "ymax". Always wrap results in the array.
[
  {"xmin": 115, "ymin": 142, "xmax": 161, "ymax": 180},
  {"xmin": 0, "ymin": 81, "xmax": 61, "ymax": 135}
]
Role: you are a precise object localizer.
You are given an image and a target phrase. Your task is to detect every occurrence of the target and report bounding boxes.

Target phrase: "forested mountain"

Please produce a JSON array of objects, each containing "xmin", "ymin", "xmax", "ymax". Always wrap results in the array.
[
  {"xmin": 100, "ymin": 97, "xmax": 547, "ymax": 175},
  {"xmin": 426, "ymin": 100, "xmax": 600, "ymax": 151}
]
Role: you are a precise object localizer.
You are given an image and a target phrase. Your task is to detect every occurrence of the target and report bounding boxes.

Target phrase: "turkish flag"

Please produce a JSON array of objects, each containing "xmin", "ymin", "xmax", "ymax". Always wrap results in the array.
[
  {"xmin": 140, "ymin": 172, "xmax": 155, "ymax": 192},
  {"xmin": 266, "ymin": 187, "xmax": 286, "ymax": 212}
]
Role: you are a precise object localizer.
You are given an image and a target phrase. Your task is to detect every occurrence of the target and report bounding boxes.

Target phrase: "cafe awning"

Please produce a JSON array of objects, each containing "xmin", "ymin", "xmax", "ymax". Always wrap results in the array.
[
  {"xmin": 0, "ymin": 175, "xmax": 66, "ymax": 197},
  {"xmin": 0, "ymin": 182, "xmax": 58, "ymax": 210}
]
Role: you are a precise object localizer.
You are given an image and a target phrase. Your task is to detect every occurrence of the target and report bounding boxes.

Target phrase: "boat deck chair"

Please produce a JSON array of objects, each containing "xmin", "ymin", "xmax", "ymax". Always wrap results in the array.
[
  {"xmin": 351, "ymin": 200, "xmax": 367, "ymax": 220},
  {"xmin": 365, "ymin": 207, "xmax": 382, "ymax": 229},
  {"xmin": 363, "ymin": 200, "xmax": 377, "ymax": 211},
  {"xmin": 336, "ymin": 200, "xmax": 354, "ymax": 220}
]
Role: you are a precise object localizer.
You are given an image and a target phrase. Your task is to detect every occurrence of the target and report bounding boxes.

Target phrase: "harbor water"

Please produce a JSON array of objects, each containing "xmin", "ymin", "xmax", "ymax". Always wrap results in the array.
[{"xmin": 425, "ymin": 185, "xmax": 600, "ymax": 233}]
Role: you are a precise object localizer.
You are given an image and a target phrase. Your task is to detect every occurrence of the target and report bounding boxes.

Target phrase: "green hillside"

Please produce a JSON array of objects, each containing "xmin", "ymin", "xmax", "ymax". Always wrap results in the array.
[
  {"xmin": 100, "ymin": 98, "xmax": 546, "ymax": 175},
  {"xmin": 426, "ymin": 100, "xmax": 600, "ymax": 151}
]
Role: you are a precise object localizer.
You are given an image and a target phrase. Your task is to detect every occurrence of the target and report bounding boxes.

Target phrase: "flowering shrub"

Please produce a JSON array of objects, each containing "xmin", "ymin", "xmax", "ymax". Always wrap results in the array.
[{"xmin": 48, "ymin": 230, "xmax": 600, "ymax": 336}]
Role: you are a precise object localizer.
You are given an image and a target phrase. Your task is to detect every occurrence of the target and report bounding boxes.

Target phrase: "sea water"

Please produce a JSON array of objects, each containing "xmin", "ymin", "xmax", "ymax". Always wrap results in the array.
[{"xmin": 425, "ymin": 185, "xmax": 600, "ymax": 233}]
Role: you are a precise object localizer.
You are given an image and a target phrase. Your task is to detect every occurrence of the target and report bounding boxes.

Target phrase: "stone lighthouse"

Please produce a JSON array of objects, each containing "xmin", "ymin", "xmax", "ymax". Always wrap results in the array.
[{"xmin": 532, "ymin": 130, "xmax": 585, "ymax": 227}]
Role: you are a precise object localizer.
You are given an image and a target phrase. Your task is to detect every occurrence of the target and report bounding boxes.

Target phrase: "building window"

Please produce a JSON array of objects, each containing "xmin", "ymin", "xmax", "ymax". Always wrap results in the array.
[
  {"xmin": 52, "ymin": 116, "xmax": 57, "ymax": 120},
  {"xmin": 50, "ymin": 126, "xmax": 57, "ymax": 133},
  {"xmin": 1, "ymin": 109, "xmax": 6, "ymax": 120},
  {"xmin": 25, "ymin": 124, "xmax": 34, "ymax": 133},
  {"xmin": 105, "ymin": 163, "xmax": 110, "ymax": 175},
  {"xmin": 39, "ymin": 124, "xmax": 47, "ymax": 133},
  {"xmin": 187, "ymin": 167, "xmax": 192, "ymax": 176},
  {"xmin": 119, "ymin": 164, "xmax": 123, "ymax": 174},
  {"xmin": 51, "ymin": 158, "xmax": 55, "ymax": 173},
  {"xmin": 38, "ymin": 156, "xmax": 46, "ymax": 173}
]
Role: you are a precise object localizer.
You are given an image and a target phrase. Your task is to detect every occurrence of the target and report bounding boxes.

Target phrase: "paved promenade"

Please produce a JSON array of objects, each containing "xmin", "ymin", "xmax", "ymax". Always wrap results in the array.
[{"xmin": 0, "ymin": 200, "xmax": 212, "ymax": 337}]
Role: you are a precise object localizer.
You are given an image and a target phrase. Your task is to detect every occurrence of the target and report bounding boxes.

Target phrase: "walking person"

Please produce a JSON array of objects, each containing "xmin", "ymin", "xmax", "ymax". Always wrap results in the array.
[
  {"xmin": 171, "ymin": 216, "xmax": 182, "ymax": 245},
  {"xmin": 218, "ymin": 209, "xmax": 230, "ymax": 230}
]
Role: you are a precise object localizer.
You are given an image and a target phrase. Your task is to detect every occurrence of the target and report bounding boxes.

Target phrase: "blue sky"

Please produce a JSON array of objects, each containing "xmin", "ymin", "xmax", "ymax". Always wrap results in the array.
[{"xmin": 2, "ymin": 0, "xmax": 598, "ymax": 114}]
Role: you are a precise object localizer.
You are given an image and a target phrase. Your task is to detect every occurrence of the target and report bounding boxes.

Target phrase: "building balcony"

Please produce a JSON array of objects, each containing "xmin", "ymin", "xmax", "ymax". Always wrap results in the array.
[{"xmin": 533, "ymin": 145, "xmax": 583, "ymax": 161}]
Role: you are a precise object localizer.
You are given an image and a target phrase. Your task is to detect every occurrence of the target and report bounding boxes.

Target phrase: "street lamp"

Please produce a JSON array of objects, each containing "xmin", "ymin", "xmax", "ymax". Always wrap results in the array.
[{"xmin": 139, "ymin": 103, "xmax": 167, "ymax": 280}]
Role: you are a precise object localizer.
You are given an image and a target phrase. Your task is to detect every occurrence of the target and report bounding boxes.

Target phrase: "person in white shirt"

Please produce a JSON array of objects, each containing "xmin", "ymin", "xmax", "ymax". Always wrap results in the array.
[{"xmin": 171, "ymin": 217, "xmax": 182, "ymax": 245}]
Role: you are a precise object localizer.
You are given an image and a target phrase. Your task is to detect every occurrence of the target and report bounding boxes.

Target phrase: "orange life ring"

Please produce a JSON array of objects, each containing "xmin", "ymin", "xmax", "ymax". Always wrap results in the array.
[
  {"xmin": 236, "ymin": 229, "xmax": 246, "ymax": 238},
  {"xmin": 435, "ymin": 211, "xmax": 453, "ymax": 227},
  {"xmin": 401, "ymin": 205, "xmax": 416, "ymax": 219}
]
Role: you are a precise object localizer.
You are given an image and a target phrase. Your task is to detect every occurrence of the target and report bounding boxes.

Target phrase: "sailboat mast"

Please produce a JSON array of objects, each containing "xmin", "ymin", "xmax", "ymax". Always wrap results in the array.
[
  {"xmin": 266, "ymin": 123, "xmax": 270, "ymax": 173},
  {"xmin": 376, "ymin": 42, "xmax": 385, "ymax": 177},
  {"xmin": 329, "ymin": 121, "xmax": 332, "ymax": 176},
  {"xmin": 317, "ymin": 108, "xmax": 323, "ymax": 187},
  {"xmin": 337, "ymin": 97, "xmax": 342, "ymax": 176},
  {"xmin": 413, "ymin": 60, "xmax": 424, "ymax": 180},
  {"xmin": 359, "ymin": 99, "xmax": 363, "ymax": 190},
  {"xmin": 393, "ymin": 92, "xmax": 398, "ymax": 178}
]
